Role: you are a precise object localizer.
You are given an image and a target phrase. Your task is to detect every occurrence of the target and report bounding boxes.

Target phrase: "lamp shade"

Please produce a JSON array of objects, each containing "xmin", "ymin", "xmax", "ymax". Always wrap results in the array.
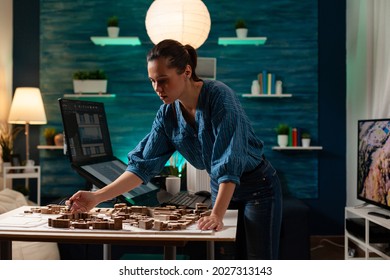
[
  {"xmin": 8, "ymin": 87, "xmax": 47, "ymax": 125},
  {"xmin": 145, "ymin": 0, "xmax": 211, "ymax": 49}
]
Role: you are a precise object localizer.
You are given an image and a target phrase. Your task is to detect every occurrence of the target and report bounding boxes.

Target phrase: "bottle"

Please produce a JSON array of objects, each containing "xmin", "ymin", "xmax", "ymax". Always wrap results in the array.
[{"xmin": 251, "ymin": 80, "xmax": 260, "ymax": 95}]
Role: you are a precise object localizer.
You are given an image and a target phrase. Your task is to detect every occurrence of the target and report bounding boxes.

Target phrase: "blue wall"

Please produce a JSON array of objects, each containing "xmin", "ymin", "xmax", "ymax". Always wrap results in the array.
[{"xmin": 13, "ymin": 0, "xmax": 346, "ymax": 234}]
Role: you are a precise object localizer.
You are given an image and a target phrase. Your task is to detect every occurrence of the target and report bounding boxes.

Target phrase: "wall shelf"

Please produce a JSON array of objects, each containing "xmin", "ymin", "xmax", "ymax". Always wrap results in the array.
[
  {"xmin": 37, "ymin": 145, "xmax": 63, "ymax": 150},
  {"xmin": 63, "ymin": 94, "xmax": 116, "ymax": 98},
  {"xmin": 242, "ymin": 93, "xmax": 292, "ymax": 98},
  {"xmin": 218, "ymin": 37, "xmax": 267, "ymax": 46},
  {"xmin": 272, "ymin": 146, "xmax": 323, "ymax": 151},
  {"xmin": 90, "ymin": 36, "xmax": 141, "ymax": 46}
]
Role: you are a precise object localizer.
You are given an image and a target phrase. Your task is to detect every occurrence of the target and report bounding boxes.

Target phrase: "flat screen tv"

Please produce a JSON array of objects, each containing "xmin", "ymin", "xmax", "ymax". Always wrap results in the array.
[{"xmin": 357, "ymin": 118, "xmax": 390, "ymax": 211}]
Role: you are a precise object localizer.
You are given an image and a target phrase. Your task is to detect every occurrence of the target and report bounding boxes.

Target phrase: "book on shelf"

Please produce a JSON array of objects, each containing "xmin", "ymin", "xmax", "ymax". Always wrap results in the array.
[
  {"xmin": 292, "ymin": 128, "xmax": 298, "ymax": 146},
  {"xmin": 271, "ymin": 73, "xmax": 276, "ymax": 94},
  {"xmin": 262, "ymin": 70, "xmax": 267, "ymax": 94},
  {"xmin": 267, "ymin": 73, "xmax": 276, "ymax": 95},
  {"xmin": 258, "ymin": 73, "xmax": 264, "ymax": 94},
  {"xmin": 267, "ymin": 73, "xmax": 271, "ymax": 95}
]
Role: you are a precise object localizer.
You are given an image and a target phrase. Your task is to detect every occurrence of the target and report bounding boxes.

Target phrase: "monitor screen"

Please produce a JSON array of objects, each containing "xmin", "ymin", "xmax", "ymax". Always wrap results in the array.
[
  {"xmin": 197, "ymin": 57, "xmax": 216, "ymax": 80},
  {"xmin": 357, "ymin": 118, "xmax": 390, "ymax": 210},
  {"xmin": 59, "ymin": 98, "xmax": 113, "ymax": 164}
]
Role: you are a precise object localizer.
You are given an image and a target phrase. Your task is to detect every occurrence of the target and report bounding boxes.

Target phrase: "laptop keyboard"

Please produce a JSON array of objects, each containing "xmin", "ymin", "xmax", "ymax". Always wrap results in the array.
[
  {"xmin": 163, "ymin": 192, "xmax": 211, "ymax": 209},
  {"xmin": 170, "ymin": 192, "xmax": 198, "ymax": 205},
  {"xmin": 85, "ymin": 161, "xmax": 124, "ymax": 182}
]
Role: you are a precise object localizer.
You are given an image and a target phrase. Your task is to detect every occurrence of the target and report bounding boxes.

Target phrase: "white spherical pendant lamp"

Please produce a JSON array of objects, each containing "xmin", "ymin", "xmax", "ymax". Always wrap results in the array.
[{"xmin": 145, "ymin": 0, "xmax": 211, "ymax": 49}]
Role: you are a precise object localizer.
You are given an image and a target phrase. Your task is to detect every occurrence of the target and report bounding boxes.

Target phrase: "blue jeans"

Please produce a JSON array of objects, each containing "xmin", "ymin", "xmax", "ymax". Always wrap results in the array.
[{"xmin": 211, "ymin": 158, "xmax": 282, "ymax": 260}]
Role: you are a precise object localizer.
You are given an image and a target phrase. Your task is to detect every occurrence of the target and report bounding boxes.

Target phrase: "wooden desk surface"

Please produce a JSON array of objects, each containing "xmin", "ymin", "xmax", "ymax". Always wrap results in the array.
[{"xmin": 0, "ymin": 206, "xmax": 237, "ymax": 245}]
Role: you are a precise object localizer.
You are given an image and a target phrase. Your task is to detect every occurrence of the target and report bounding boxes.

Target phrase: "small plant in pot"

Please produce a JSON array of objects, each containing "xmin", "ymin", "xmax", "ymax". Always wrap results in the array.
[
  {"xmin": 107, "ymin": 15, "xmax": 119, "ymax": 38},
  {"xmin": 73, "ymin": 70, "xmax": 107, "ymax": 94},
  {"xmin": 276, "ymin": 123, "xmax": 289, "ymax": 147},
  {"xmin": 301, "ymin": 132, "xmax": 311, "ymax": 147},
  {"xmin": 54, "ymin": 133, "xmax": 64, "ymax": 146},
  {"xmin": 43, "ymin": 127, "xmax": 57, "ymax": 145},
  {"xmin": 235, "ymin": 18, "xmax": 248, "ymax": 38},
  {"xmin": 0, "ymin": 126, "xmax": 13, "ymax": 163}
]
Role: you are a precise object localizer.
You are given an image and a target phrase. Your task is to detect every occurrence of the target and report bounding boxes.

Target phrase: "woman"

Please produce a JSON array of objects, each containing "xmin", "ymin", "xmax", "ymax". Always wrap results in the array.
[{"xmin": 68, "ymin": 39, "xmax": 282, "ymax": 260}]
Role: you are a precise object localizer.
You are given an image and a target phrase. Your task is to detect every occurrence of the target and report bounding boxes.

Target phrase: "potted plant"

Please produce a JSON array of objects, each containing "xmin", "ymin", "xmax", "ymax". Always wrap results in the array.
[
  {"xmin": 276, "ymin": 123, "xmax": 289, "ymax": 147},
  {"xmin": 0, "ymin": 129, "xmax": 12, "ymax": 163},
  {"xmin": 43, "ymin": 127, "xmax": 57, "ymax": 145},
  {"xmin": 107, "ymin": 15, "xmax": 119, "ymax": 38},
  {"xmin": 54, "ymin": 133, "xmax": 64, "ymax": 146},
  {"xmin": 73, "ymin": 69, "xmax": 107, "ymax": 94},
  {"xmin": 235, "ymin": 18, "xmax": 248, "ymax": 38},
  {"xmin": 301, "ymin": 132, "xmax": 311, "ymax": 147},
  {"xmin": 0, "ymin": 123, "xmax": 22, "ymax": 163}
]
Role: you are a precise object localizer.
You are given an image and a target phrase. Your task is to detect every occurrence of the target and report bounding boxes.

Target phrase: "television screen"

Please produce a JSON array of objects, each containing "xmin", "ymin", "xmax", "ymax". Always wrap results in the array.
[{"xmin": 357, "ymin": 118, "xmax": 390, "ymax": 210}]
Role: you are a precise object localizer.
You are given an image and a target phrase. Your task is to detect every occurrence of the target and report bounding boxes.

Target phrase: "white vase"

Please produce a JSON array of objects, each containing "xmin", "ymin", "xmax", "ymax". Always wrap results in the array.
[
  {"xmin": 302, "ymin": 138, "xmax": 311, "ymax": 147},
  {"xmin": 236, "ymin": 28, "xmax": 248, "ymax": 38},
  {"xmin": 277, "ymin": 135, "xmax": 288, "ymax": 147},
  {"xmin": 251, "ymin": 80, "xmax": 260, "ymax": 95},
  {"xmin": 107, "ymin": 27, "xmax": 120, "ymax": 38},
  {"xmin": 73, "ymin": 80, "xmax": 107, "ymax": 94}
]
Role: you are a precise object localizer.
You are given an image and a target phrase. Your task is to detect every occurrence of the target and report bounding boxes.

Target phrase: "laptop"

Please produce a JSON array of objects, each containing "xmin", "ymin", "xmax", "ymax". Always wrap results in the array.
[{"xmin": 58, "ymin": 98, "xmax": 160, "ymax": 206}]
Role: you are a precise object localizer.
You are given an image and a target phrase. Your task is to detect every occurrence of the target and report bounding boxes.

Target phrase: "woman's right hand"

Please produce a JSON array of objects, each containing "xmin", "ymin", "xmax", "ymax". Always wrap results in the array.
[{"xmin": 66, "ymin": 191, "xmax": 98, "ymax": 213}]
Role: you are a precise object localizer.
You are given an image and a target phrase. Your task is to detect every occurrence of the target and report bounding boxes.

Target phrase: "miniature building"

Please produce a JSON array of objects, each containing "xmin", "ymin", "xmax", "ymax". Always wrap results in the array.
[{"xmin": 30, "ymin": 203, "xmax": 211, "ymax": 232}]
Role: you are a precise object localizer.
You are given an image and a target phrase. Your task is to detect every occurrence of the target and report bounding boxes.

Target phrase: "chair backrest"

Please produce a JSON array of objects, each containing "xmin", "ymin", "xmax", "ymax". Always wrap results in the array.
[{"xmin": 0, "ymin": 188, "xmax": 28, "ymax": 214}]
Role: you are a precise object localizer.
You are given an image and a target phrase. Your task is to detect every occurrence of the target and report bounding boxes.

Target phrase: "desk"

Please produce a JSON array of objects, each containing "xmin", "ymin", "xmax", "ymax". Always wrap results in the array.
[
  {"xmin": 0, "ymin": 206, "xmax": 237, "ymax": 260},
  {"xmin": 1, "ymin": 166, "xmax": 41, "ymax": 205}
]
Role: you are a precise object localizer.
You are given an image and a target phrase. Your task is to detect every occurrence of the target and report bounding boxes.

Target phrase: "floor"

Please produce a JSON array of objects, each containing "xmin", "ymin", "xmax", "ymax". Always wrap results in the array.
[{"xmin": 310, "ymin": 236, "xmax": 345, "ymax": 260}]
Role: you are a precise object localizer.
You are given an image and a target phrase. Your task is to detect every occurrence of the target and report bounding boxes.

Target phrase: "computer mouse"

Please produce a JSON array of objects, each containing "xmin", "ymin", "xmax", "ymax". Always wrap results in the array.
[{"xmin": 195, "ymin": 190, "xmax": 211, "ymax": 198}]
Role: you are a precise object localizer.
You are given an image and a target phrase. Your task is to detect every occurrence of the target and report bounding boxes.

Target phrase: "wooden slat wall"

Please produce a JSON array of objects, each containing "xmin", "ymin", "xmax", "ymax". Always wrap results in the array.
[{"xmin": 39, "ymin": 0, "xmax": 318, "ymax": 200}]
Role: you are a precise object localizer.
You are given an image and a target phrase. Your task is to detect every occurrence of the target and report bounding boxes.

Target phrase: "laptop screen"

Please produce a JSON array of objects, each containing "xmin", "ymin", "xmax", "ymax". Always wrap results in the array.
[
  {"xmin": 59, "ymin": 98, "xmax": 113, "ymax": 164},
  {"xmin": 59, "ymin": 98, "xmax": 160, "ymax": 206}
]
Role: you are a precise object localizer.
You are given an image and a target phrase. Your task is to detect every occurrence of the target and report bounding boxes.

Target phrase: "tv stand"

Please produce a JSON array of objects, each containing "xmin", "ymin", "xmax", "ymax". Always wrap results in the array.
[{"xmin": 345, "ymin": 206, "xmax": 390, "ymax": 259}]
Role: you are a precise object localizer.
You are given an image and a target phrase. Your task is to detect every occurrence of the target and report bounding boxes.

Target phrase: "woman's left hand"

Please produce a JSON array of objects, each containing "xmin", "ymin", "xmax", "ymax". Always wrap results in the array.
[{"xmin": 197, "ymin": 214, "xmax": 224, "ymax": 231}]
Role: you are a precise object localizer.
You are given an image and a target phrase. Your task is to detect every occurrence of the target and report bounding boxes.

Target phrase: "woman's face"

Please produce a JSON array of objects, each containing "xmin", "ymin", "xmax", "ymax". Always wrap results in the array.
[{"xmin": 147, "ymin": 57, "xmax": 187, "ymax": 104}]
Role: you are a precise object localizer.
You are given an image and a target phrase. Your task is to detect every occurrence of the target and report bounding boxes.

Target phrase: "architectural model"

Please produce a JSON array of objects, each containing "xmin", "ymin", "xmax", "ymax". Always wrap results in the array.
[{"xmin": 26, "ymin": 203, "xmax": 211, "ymax": 231}]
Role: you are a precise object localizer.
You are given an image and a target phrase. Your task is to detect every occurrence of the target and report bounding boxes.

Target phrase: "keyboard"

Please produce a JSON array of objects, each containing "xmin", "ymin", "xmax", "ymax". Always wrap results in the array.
[
  {"xmin": 85, "ymin": 161, "xmax": 124, "ymax": 182},
  {"xmin": 163, "ymin": 192, "xmax": 211, "ymax": 209}
]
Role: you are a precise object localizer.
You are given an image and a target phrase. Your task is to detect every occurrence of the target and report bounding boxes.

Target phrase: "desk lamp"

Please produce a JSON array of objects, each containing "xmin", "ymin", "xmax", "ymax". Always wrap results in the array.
[{"xmin": 8, "ymin": 87, "xmax": 47, "ymax": 161}]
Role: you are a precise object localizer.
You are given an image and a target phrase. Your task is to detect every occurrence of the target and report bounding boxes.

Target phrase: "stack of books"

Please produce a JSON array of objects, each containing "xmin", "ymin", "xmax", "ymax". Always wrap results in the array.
[
  {"xmin": 285, "ymin": 127, "xmax": 309, "ymax": 147},
  {"xmin": 258, "ymin": 70, "xmax": 276, "ymax": 95}
]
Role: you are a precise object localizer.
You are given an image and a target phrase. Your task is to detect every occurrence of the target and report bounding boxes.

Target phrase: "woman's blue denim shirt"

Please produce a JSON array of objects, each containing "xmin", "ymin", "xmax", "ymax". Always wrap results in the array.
[{"xmin": 126, "ymin": 79, "xmax": 264, "ymax": 186}]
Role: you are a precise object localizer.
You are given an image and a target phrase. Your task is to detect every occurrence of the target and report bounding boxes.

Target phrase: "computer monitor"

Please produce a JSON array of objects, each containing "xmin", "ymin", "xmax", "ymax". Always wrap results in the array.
[{"xmin": 197, "ymin": 57, "xmax": 217, "ymax": 80}]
